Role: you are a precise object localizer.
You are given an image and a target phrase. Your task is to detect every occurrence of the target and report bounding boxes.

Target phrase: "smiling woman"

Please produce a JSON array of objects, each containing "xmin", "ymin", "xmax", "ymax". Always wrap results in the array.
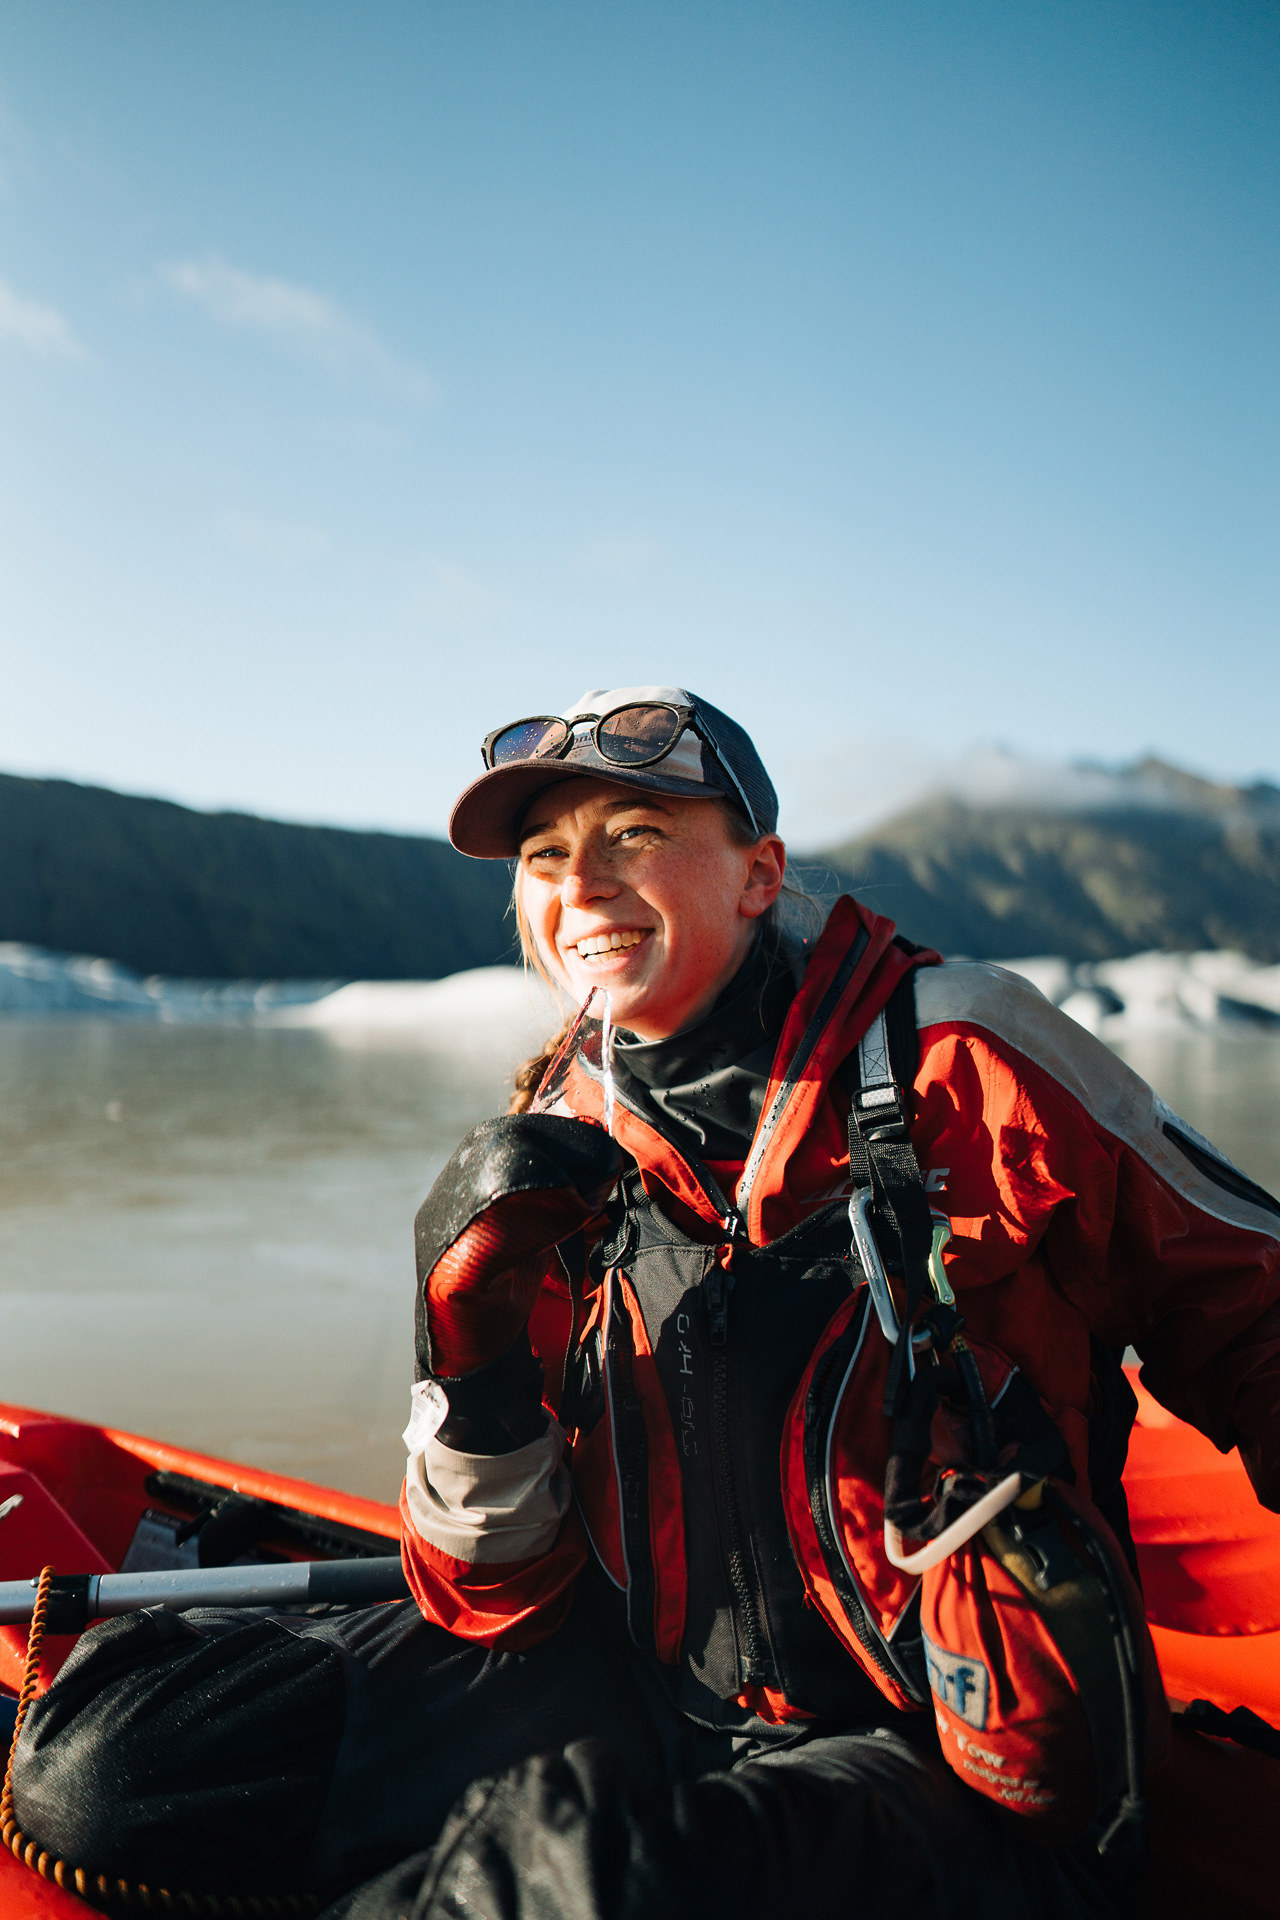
[
  {"xmin": 11, "ymin": 686, "xmax": 1280, "ymax": 1920},
  {"xmin": 485, "ymin": 684, "xmax": 791, "ymax": 1104},
  {"xmin": 513, "ymin": 781, "xmax": 784, "ymax": 1039}
]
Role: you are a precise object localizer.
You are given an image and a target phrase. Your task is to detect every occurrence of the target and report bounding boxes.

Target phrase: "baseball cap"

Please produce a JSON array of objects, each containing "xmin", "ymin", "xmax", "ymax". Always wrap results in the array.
[{"xmin": 449, "ymin": 684, "xmax": 779, "ymax": 858}]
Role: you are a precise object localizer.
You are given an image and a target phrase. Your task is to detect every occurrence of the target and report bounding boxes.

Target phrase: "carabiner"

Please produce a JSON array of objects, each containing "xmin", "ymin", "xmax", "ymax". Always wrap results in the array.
[
  {"xmin": 928, "ymin": 1211, "xmax": 955, "ymax": 1305},
  {"xmin": 849, "ymin": 1189, "xmax": 932, "ymax": 1365},
  {"xmin": 849, "ymin": 1187, "xmax": 902, "ymax": 1345}
]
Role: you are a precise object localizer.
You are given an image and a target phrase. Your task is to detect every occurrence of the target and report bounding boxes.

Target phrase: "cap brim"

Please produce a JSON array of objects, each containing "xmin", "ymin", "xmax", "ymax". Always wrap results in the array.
[{"xmin": 449, "ymin": 762, "xmax": 728, "ymax": 858}]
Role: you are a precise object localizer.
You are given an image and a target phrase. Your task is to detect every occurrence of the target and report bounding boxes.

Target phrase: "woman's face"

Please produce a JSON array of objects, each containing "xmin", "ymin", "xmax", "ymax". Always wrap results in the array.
[{"xmin": 517, "ymin": 778, "xmax": 786, "ymax": 1040}]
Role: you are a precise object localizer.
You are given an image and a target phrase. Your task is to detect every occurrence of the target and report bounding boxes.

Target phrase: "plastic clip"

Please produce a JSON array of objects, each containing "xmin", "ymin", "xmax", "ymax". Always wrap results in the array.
[{"xmin": 928, "ymin": 1212, "xmax": 954, "ymax": 1305}]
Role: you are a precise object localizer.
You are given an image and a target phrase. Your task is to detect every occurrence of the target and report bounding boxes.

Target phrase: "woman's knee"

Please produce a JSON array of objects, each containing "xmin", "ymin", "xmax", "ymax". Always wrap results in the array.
[{"xmin": 10, "ymin": 1606, "xmax": 346, "ymax": 1892}]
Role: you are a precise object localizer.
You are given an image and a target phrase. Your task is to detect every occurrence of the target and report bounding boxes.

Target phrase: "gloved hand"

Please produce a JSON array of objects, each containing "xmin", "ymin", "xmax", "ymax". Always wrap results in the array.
[{"xmin": 414, "ymin": 1113, "xmax": 626, "ymax": 1382}]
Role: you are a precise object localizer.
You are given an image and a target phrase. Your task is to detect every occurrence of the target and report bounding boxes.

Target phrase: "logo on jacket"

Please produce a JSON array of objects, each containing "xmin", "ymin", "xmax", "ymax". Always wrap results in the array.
[{"xmin": 922, "ymin": 1631, "xmax": 990, "ymax": 1730}]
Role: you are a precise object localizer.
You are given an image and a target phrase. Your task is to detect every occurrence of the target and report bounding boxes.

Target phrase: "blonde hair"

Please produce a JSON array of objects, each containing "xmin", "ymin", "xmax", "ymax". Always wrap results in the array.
[{"xmin": 508, "ymin": 872, "xmax": 578, "ymax": 1113}]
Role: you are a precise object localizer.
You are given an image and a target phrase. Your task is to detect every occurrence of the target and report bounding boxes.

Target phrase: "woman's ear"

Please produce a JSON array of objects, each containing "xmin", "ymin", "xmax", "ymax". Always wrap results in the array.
[{"xmin": 740, "ymin": 834, "xmax": 786, "ymax": 920}]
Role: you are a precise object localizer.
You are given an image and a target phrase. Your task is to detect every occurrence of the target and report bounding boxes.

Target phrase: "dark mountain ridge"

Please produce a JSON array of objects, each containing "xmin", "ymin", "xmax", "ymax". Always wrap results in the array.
[
  {"xmin": 818, "ymin": 759, "xmax": 1280, "ymax": 963},
  {"xmin": 3, "ymin": 757, "xmax": 1276, "ymax": 980},
  {"xmin": 0, "ymin": 773, "xmax": 515, "ymax": 980}
]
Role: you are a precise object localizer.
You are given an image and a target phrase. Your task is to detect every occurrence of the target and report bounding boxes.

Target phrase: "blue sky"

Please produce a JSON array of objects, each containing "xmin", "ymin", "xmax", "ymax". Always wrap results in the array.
[{"xmin": 0, "ymin": 1, "xmax": 1275, "ymax": 847}]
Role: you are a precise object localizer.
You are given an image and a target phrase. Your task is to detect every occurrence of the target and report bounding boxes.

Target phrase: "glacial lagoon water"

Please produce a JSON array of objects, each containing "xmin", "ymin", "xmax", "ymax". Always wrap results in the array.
[
  {"xmin": 0, "ymin": 1001, "xmax": 1278, "ymax": 1506},
  {"xmin": 0, "ymin": 979, "xmax": 553, "ymax": 1505}
]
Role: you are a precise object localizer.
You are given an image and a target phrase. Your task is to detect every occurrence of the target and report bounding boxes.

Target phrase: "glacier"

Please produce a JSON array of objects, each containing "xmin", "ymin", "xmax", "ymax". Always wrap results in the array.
[
  {"xmin": 0, "ymin": 944, "xmax": 558, "ymax": 1060},
  {"xmin": 993, "ymin": 950, "xmax": 1280, "ymax": 1037},
  {"xmin": 1, "ymin": 941, "xmax": 1277, "ymax": 1042}
]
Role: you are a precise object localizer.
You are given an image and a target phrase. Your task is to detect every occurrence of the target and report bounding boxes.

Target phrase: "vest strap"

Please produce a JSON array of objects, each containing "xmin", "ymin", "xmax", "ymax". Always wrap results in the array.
[{"xmin": 844, "ymin": 978, "xmax": 936, "ymax": 1416}]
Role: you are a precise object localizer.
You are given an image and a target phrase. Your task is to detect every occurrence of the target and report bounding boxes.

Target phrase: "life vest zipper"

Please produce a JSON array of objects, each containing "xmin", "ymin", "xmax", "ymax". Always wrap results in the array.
[
  {"xmin": 591, "ymin": 995, "xmax": 874, "ymax": 1695},
  {"xmin": 803, "ymin": 1294, "xmax": 925, "ymax": 1704},
  {"xmin": 736, "ymin": 923, "xmax": 870, "ymax": 1220},
  {"xmin": 705, "ymin": 1258, "xmax": 777, "ymax": 1689}
]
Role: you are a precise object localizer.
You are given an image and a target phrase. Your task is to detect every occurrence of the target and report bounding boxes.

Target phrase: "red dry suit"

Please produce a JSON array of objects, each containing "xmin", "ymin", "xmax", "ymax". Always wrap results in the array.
[{"xmin": 401, "ymin": 896, "xmax": 1280, "ymax": 1735}]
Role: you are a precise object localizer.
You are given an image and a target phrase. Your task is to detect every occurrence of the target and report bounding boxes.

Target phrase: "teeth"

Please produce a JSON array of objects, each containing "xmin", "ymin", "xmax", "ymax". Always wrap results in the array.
[{"xmin": 574, "ymin": 929, "xmax": 646, "ymax": 958}]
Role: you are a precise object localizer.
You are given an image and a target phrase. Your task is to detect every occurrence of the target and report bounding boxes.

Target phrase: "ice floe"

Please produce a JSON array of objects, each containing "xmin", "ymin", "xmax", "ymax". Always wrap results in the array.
[
  {"xmin": 0, "ymin": 944, "xmax": 560, "ymax": 1057},
  {"xmin": 995, "ymin": 951, "xmax": 1280, "ymax": 1038},
  {"xmin": 3, "ymin": 940, "xmax": 1277, "ymax": 1046},
  {"xmin": 0, "ymin": 943, "xmax": 334, "ymax": 1019},
  {"xmin": 272, "ymin": 966, "xmax": 559, "ymax": 1058}
]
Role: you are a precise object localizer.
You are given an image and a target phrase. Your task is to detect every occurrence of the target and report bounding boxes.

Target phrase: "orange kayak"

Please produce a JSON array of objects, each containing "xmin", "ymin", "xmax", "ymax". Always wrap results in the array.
[
  {"xmin": 0, "ymin": 1399, "xmax": 398, "ymax": 1916},
  {"xmin": 0, "ymin": 1380, "xmax": 1276, "ymax": 1916}
]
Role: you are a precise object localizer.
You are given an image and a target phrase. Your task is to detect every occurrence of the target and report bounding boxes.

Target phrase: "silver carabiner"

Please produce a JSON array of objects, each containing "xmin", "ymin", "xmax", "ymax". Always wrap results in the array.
[
  {"xmin": 849, "ymin": 1189, "xmax": 938, "ymax": 1371},
  {"xmin": 849, "ymin": 1187, "xmax": 901, "ymax": 1345}
]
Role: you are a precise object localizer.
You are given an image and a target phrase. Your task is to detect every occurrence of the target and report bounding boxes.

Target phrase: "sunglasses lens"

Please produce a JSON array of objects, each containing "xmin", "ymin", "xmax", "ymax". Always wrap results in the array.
[
  {"xmin": 489, "ymin": 718, "xmax": 570, "ymax": 765},
  {"xmin": 596, "ymin": 704, "xmax": 683, "ymax": 767}
]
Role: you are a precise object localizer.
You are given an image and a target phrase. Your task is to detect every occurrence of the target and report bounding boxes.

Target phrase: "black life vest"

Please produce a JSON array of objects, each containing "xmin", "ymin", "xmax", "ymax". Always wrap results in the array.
[
  {"xmin": 600, "ymin": 1183, "xmax": 905, "ymax": 1727},
  {"xmin": 564, "ymin": 967, "xmax": 931, "ymax": 1732}
]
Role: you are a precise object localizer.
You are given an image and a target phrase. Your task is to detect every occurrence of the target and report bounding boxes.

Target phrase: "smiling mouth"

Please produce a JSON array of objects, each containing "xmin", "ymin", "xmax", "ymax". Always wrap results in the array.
[{"xmin": 570, "ymin": 928, "xmax": 650, "ymax": 962}]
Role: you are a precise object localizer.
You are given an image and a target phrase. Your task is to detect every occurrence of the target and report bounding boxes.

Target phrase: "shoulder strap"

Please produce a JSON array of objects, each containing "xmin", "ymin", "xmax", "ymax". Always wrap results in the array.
[
  {"xmin": 883, "ymin": 944, "xmax": 925, "ymax": 1091},
  {"xmin": 836, "ymin": 938, "xmax": 924, "ymax": 1102},
  {"xmin": 843, "ymin": 963, "xmax": 935, "ymax": 1416}
]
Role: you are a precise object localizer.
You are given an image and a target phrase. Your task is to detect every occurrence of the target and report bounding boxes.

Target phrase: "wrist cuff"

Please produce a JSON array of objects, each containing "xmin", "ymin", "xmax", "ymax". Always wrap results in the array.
[{"xmin": 424, "ymin": 1331, "xmax": 548, "ymax": 1455}]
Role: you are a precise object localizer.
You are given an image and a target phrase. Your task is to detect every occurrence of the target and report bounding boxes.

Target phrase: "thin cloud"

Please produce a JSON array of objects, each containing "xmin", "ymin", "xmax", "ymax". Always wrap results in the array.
[
  {"xmin": 783, "ymin": 743, "xmax": 1228, "ymax": 852},
  {"xmin": 933, "ymin": 747, "xmax": 1196, "ymax": 814},
  {"xmin": 0, "ymin": 278, "xmax": 86, "ymax": 359},
  {"xmin": 159, "ymin": 256, "xmax": 432, "ymax": 401}
]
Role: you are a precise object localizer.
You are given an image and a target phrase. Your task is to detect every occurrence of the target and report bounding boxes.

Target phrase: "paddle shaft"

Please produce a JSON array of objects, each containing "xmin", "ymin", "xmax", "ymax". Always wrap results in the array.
[{"xmin": 0, "ymin": 1556, "xmax": 408, "ymax": 1629}]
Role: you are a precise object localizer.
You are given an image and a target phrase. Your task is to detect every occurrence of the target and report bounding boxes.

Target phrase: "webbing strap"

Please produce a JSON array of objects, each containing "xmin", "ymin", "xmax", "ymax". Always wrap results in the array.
[
  {"xmin": 846, "ymin": 992, "xmax": 936, "ymax": 1416},
  {"xmin": 857, "ymin": 1010, "xmax": 892, "ymax": 1094}
]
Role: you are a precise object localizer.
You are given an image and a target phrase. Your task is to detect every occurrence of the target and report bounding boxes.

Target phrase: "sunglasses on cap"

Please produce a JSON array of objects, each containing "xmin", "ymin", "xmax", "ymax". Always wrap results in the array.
[{"xmin": 481, "ymin": 700, "xmax": 762, "ymax": 836}]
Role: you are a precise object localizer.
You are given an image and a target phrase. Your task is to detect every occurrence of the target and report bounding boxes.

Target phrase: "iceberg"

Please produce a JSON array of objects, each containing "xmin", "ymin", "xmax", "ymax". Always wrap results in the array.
[
  {"xmin": 995, "ymin": 950, "xmax": 1280, "ymax": 1037},
  {"xmin": 4, "ymin": 939, "xmax": 1276, "ymax": 1048},
  {"xmin": 272, "ymin": 966, "xmax": 559, "ymax": 1060},
  {"xmin": 0, "ymin": 943, "xmax": 337, "ymax": 1019},
  {"xmin": 0, "ymin": 943, "xmax": 559, "ymax": 1059}
]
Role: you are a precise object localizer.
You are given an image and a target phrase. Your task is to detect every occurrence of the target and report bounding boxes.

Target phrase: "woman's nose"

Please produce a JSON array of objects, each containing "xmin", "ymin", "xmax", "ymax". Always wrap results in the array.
[{"xmin": 561, "ymin": 855, "xmax": 619, "ymax": 907}]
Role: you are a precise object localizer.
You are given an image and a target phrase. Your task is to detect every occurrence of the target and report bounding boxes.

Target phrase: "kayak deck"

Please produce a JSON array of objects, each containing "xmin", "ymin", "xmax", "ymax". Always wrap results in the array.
[
  {"xmin": 0, "ymin": 1401, "xmax": 399, "ymax": 1700},
  {"xmin": 0, "ymin": 1384, "xmax": 1277, "ymax": 1916}
]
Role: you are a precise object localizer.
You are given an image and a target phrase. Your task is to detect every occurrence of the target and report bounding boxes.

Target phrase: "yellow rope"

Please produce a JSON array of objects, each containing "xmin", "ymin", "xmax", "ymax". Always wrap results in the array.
[{"xmin": 1, "ymin": 1569, "xmax": 321, "ymax": 1915}]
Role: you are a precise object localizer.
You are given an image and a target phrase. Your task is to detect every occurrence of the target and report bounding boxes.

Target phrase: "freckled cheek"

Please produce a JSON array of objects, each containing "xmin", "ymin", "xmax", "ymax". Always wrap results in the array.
[{"xmin": 525, "ymin": 888, "xmax": 565, "ymax": 974}]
